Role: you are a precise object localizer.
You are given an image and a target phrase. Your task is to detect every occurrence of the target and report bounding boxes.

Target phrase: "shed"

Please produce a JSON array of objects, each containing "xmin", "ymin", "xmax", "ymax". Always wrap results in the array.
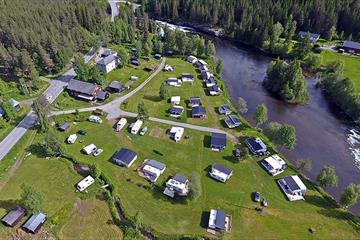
[
  {"xmin": 112, "ymin": 148, "xmax": 138, "ymax": 168},
  {"xmin": 210, "ymin": 133, "xmax": 227, "ymax": 151},
  {"xmin": 1, "ymin": 206, "xmax": 26, "ymax": 227},
  {"xmin": 97, "ymin": 91, "xmax": 108, "ymax": 101},
  {"xmin": 108, "ymin": 81, "xmax": 123, "ymax": 93},
  {"xmin": 22, "ymin": 212, "xmax": 46, "ymax": 234},
  {"xmin": 58, "ymin": 122, "xmax": 70, "ymax": 131}
]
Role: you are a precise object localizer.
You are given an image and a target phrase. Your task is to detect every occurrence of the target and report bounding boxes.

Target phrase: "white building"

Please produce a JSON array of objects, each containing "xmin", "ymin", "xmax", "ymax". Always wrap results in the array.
[
  {"xmin": 77, "ymin": 175, "xmax": 95, "ymax": 192},
  {"xmin": 170, "ymin": 96, "xmax": 181, "ymax": 105},
  {"xmin": 88, "ymin": 115, "xmax": 102, "ymax": 124},
  {"xmin": 131, "ymin": 75, "xmax": 139, "ymax": 81},
  {"xmin": 261, "ymin": 154, "xmax": 287, "ymax": 176},
  {"xmin": 208, "ymin": 209, "xmax": 230, "ymax": 232},
  {"xmin": 181, "ymin": 73, "xmax": 194, "ymax": 82},
  {"xmin": 197, "ymin": 59, "xmax": 208, "ymax": 66},
  {"xmin": 142, "ymin": 160, "xmax": 166, "ymax": 183},
  {"xmin": 96, "ymin": 55, "xmax": 119, "ymax": 73},
  {"xmin": 166, "ymin": 77, "xmax": 182, "ymax": 87},
  {"xmin": 116, "ymin": 118, "xmax": 127, "ymax": 131},
  {"xmin": 82, "ymin": 144, "xmax": 97, "ymax": 155},
  {"xmin": 187, "ymin": 55, "xmax": 198, "ymax": 64},
  {"xmin": 164, "ymin": 65, "xmax": 174, "ymax": 72},
  {"xmin": 67, "ymin": 134, "xmax": 77, "ymax": 144},
  {"xmin": 278, "ymin": 175, "xmax": 307, "ymax": 201},
  {"xmin": 209, "ymin": 163, "xmax": 233, "ymax": 183},
  {"xmin": 163, "ymin": 173, "xmax": 189, "ymax": 198},
  {"xmin": 169, "ymin": 127, "xmax": 184, "ymax": 142},
  {"xmin": 131, "ymin": 120, "xmax": 143, "ymax": 135}
]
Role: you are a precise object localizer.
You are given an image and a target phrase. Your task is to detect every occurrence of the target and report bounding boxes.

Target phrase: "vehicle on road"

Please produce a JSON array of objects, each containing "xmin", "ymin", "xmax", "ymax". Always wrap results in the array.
[{"xmin": 254, "ymin": 192, "xmax": 261, "ymax": 202}]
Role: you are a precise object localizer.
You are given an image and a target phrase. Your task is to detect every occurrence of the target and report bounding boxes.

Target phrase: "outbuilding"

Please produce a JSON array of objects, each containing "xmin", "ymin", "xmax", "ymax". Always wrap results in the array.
[
  {"xmin": 131, "ymin": 120, "xmax": 143, "ymax": 135},
  {"xmin": 189, "ymin": 96, "xmax": 201, "ymax": 107},
  {"xmin": 209, "ymin": 163, "xmax": 233, "ymax": 183},
  {"xmin": 205, "ymin": 77, "xmax": 216, "ymax": 87},
  {"xmin": 181, "ymin": 73, "xmax": 194, "ymax": 82},
  {"xmin": 58, "ymin": 122, "xmax": 70, "ymax": 132},
  {"xmin": 208, "ymin": 85, "xmax": 221, "ymax": 96},
  {"xmin": 343, "ymin": 40, "xmax": 360, "ymax": 54},
  {"xmin": 191, "ymin": 105, "xmax": 206, "ymax": 119},
  {"xmin": 224, "ymin": 115, "xmax": 241, "ymax": 129},
  {"xmin": 67, "ymin": 134, "xmax": 77, "ymax": 144},
  {"xmin": 201, "ymin": 70, "xmax": 211, "ymax": 80},
  {"xmin": 298, "ymin": 31, "xmax": 320, "ymax": 42},
  {"xmin": 82, "ymin": 144, "xmax": 97, "ymax": 155},
  {"xmin": 112, "ymin": 148, "xmax": 138, "ymax": 168},
  {"xmin": 1, "ymin": 206, "xmax": 26, "ymax": 227},
  {"xmin": 9, "ymin": 98, "xmax": 21, "ymax": 111},
  {"xmin": 218, "ymin": 104, "xmax": 232, "ymax": 115},
  {"xmin": 171, "ymin": 96, "xmax": 181, "ymax": 105},
  {"xmin": 261, "ymin": 154, "xmax": 287, "ymax": 176},
  {"xmin": 169, "ymin": 127, "xmax": 184, "ymax": 142},
  {"xmin": 164, "ymin": 173, "xmax": 189, "ymax": 198},
  {"xmin": 208, "ymin": 209, "xmax": 231, "ymax": 232},
  {"xmin": 108, "ymin": 81, "xmax": 123, "ymax": 93},
  {"xmin": 246, "ymin": 137, "xmax": 267, "ymax": 156},
  {"xmin": 210, "ymin": 133, "xmax": 227, "ymax": 151},
  {"xmin": 166, "ymin": 78, "xmax": 182, "ymax": 87},
  {"xmin": 169, "ymin": 105, "xmax": 184, "ymax": 118},
  {"xmin": 22, "ymin": 212, "xmax": 46, "ymax": 234},
  {"xmin": 142, "ymin": 160, "xmax": 166, "ymax": 183},
  {"xmin": 187, "ymin": 55, "xmax": 198, "ymax": 64}
]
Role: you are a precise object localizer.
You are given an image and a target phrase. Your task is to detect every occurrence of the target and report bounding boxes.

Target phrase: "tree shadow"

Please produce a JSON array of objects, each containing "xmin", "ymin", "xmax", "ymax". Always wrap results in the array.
[
  {"xmin": 26, "ymin": 143, "xmax": 47, "ymax": 158},
  {"xmin": 318, "ymin": 208, "xmax": 360, "ymax": 232},
  {"xmin": 0, "ymin": 199, "xmax": 21, "ymax": 212},
  {"xmin": 143, "ymin": 95, "xmax": 162, "ymax": 102}
]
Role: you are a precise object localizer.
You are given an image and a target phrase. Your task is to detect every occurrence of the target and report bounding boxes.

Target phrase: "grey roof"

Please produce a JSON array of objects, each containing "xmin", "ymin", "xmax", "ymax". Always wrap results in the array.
[
  {"xmin": 0, "ymin": 106, "xmax": 5, "ymax": 117},
  {"xmin": 146, "ymin": 160, "xmax": 166, "ymax": 171},
  {"xmin": 170, "ymin": 106, "xmax": 184, "ymax": 115},
  {"xmin": 298, "ymin": 31, "xmax": 320, "ymax": 41},
  {"xmin": 209, "ymin": 85, "xmax": 220, "ymax": 92},
  {"xmin": 113, "ymin": 148, "xmax": 137, "ymax": 166},
  {"xmin": 192, "ymin": 105, "xmax": 206, "ymax": 116},
  {"xmin": 173, "ymin": 173, "xmax": 188, "ymax": 184},
  {"xmin": 211, "ymin": 133, "xmax": 227, "ymax": 148},
  {"xmin": 97, "ymin": 55, "xmax": 117, "ymax": 66},
  {"xmin": 219, "ymin": 104, "xmax": 231, "ymax": 114},
  {"xmin": 182, "ymin": 73, "xmax": 194, "ymax": 78},
  {"xmin": 212, "ymin": 163, "xmax": 232, "ymax": 175},
  {"xmin": 189, "ymin": 96, "xmax": 201, "ymax": 105},
  {"xmin": 22, "ymin": 212, "xmax": 46, "ymax": 233},
  {"xmin": 284, "ymin": 176, "xmax": 302, "ymax": 191},
  {"xmin": 343, "ymin": 41, "xmax": 360, "ymax": 50},
  {"xmin": 108, "ymin": 81, "xmax": 122, "ymax": 90},
  {"xmin": 215, "ymin": 209, "xmax": 226, "ymax": 230},
  {"xmin": 226, "ymin": 115, "xmax": 241, "ymax": 125},
  {"xmin": 9, "ymin": 98, "xmax": 20, "ymax": 107},
  {"xmin": 246, "ymin": 137, "xmax": 267, "ymax": 153},
  {"xmin": 97, "ymin": 91, "xmax": 107, "ymax": 100},
  {"xmin": 59, "ymin": 122, "xmax": 70, "ymax": 131},
  {"xmin": 1, "ymin": 206, "xmax": 26, "ymax": 227},
  {"xmin": 67, "ymin": 79, "xmax": 98, "ymax": 95}
]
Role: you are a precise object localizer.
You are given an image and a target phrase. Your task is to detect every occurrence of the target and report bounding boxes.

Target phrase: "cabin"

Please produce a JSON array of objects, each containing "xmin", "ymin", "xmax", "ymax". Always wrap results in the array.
[
  {"xmin": 22, "ymin": 212, "xmax": 46, "ymax": 234},
  {"xmin": 278, "ymin": 175, "xmax": 307, "ymax": 201},
  {"xmin": 9, "ymin": 98, "xmax": 21, "ymax": 111},
  {"xmin": 77, "ymin": 175, "xmax": 95, "ymax": 192},
  {"xmin": 224, "ymin": 115, "xmax": 241, "ymax": 129},
  {"xmin": 246, "ymin": 137, "xmax": 267, "ymax": 156},
  {"xmin": 112, "ymin": 148, "xmax": 137, "ymax": 168},
  {"xmin": 67, "ymin": 134, "xmax": 77, "ymax": 144},
  {"xmin": 67, "ymin": 79, "xmax": 104, "ymax": 101},
  {"xmin": 189, "ymin": 96, "xmax": 201, "ymax": 107},
  {"xmin": 131, "ymin": 120, "xmax": 143, "ymax": 135},
  {"xmin": 107, "ymin": 81, "xmax": 123, "ymax": 93},
  {"xmin": 163, "ymin": 173, "xmax": 189, "ymax": 198},
  {"xmin": 208, "ymin": 209, "xmax": 231, "ymax": 232},
  {"xmin": 96, "ymin": 54, "xmax": 119, "ymax": 73},
  {"xmin": 210, "ymin": 133, "xmax": 227, "ymax": 151},
  {"xmin": 187, "ymin": 55, "xmax": 198, "ymax": 64},
  {"xmin": 218, "ymin": 104, "xmax": 232, "ymax": 115},
  {"xmin": 192, "ymin": 105, "xmax": 206, "ymax": 119},
  {"xmin": 181, "ymin": 73, "xmax": 194, "ymax": 82},
  {"xmin": 131, "ymin": 76, "xmax": 139, "ymax": 81},
  {"xmin": 58, "ymin": 122, "xmax": 70, "ymax": 132},
  {"xmin": 166, "ymin": 78, "xmax": 182, "ymax": 87},
  {"xmin": 171, "ymin": 96, "xmax": 181, "ymax": 105},
  {"xmin": 169, "ymin": 127, "xmax": 184, "ymax": 142},
  {"xmin": 154, "ymin": 53, "xmax": 162, "ymax": 60},
  {"xmin": 142, "ymin": 160, "xmax": 166, "ymax": 183},
  {"xmin": 205, "ymin": 77, "xmax": 216, "ymax": 87},
  {"xmin": 261, "ymin": 154, "xmax": 287, "ymax": 176},
  {"xmin": 169, "ymin": 105, "xmax": 184, "ymax": 118},
  {"xmin": 82, "ymin": 144, "xmax": 97, "ymax": 155},
  {"xmin": 343, "ymin": 41, "xmax": 360, "ymax": 54},
  {"xmin": 1, "ymin": 206, "xmax": 26, "ymax": 227},
  {"xmin": 201, "ymin": 70, "xmax": 211, "ymax": 80},
  {"xmin": 298, "ymin": 31, "xmax": 320, "ymax": 42},
  {"xmin": 208, "ymin": 85, "xmax": 221, "ymax": 96},
  {"xmin": 209, "ymin": 163, "xmax": 233, "ymax": 183}
]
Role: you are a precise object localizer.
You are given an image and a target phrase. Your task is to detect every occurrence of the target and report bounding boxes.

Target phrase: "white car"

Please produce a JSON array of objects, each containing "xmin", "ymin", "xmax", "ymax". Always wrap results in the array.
[
  {"xmin": 139, "ymin": 126, "xmax": 148, "ymax": 136},
  {"xmin": 88, "ymin": 115, "xmax": 102, "ymax": 124},
  {"xmin": 93, "ymin": 148, "xmax": 103, "ymax": 156}
]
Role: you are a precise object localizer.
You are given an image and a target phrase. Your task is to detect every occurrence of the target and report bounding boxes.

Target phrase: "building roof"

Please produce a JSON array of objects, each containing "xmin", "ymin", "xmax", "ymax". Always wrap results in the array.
[
  {"xmin": 171, "ymin": 96, "xmax": 181, "ymax": 102},
  {"xmin": 211, "ymin": 133, "xmax": 227, "ymax": 147},
  {"xmin": 192, "ymin": 105, "xmax": 206, "ymax": 116},
  {"xmin": 170, "ymin": 106, "xmax": 184, "ymax": 114},
  {"xmin": 1, "ymin": 206, "xmax": 26, "ymax": 227},
  {"xmin": 22, "ymin": 212, "xmax": 46, "ymax": 233},
  {"xmin": 212, "ymin": 163, "xmax": 232, "ymax": 176},
  {"xmin": 189, "ymin": 96, "xmax": 201, "ymax": 105},
  {"xmin": 298, "ymin": 31, "xmax": 320, "ymax": 41},
  {"xmin": 219, "ymin": 104, "xmax": 232, "ymax": 113},
  {"xmin": 97, "ymin": 54, "xmax": 117, "ymax": 66},
  {"xmin": 173, "ymin": 173, "xmax": 188, "ymax": 184},
  {"xmin": 225, "ymin": 115, "xmax": 241, "ymax": 126},
  {"xmin": 246, "ymin": 137, "xmax": 267, "ymax": 152},
  {"xmin": 343, "ymin": 40, "xmax": 360, "ymax": 50},
  {"xmin": 9, "ymin": 98, "xmax": 20, "ymax": 107},
  {"xmin": 146, "ymin": 160, "xmax": 166, "ymax": 171},
  {"xmin": 209, "ymin": 85, "xmax": 220, "ymax": 92},
  {"xmin": 59, "ymin": 122, "xmax": 70, "ymax": 131},
  {"xmin": 108, "ymin": 81, "xmax": 122, "ymax": 90},
  {"xmin": 215, "ymin": 209, "xmax": 226, "ymax": 230},
  {"xmin": 97, "ymin": 91, "xmax": 108, "ymax": 100},
  {"xmin": 182, "ymin": 73, "xmax": 194, "ymax": 78},
  {"xmin": 284, "ymin": 175, "xmax": 306, "ymax": 191},
  {"xmin": 113, "ymin": 148, "xmax": 137, "ymax": 165},
  {"xmin": 67, "ymin": 79, "xmax": 98, "ymax": 95}
]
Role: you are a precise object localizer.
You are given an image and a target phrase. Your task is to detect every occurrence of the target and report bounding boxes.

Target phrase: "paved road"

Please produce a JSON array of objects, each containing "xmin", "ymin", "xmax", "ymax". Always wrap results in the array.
[{"xmin": 108, "ymin": 0, "xmax": 120, "ymax": 21}]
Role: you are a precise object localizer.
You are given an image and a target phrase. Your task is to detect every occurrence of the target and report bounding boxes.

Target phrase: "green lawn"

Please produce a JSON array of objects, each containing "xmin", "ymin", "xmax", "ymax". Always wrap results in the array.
[
  {"xmin": 0, "ymin": 78, "xmax": 49, "ymax": 101},
  {"xmin": 52, "ymin": 115, "xmax": 359, "ymax": 239},
  {"xmin": 321, "ymin": 50, "xmax": 360, "ymax": 92}
]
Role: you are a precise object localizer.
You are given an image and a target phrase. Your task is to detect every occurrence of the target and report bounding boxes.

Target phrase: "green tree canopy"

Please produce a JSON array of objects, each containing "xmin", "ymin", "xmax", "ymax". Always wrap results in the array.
[
  {"xmin": 21, "ymin": 184, "xmax": 44, "ymax": 212},
  {"xmin": 340, "ymin": 183, "xmax": 360, "ymax": 208},
  {"xmin": 317, "ymin": 165, "xmax": 338, "ymax": 188},
  {"xmin": 254, "ymin": 104, "xmax": 268, "ymax": 127}
]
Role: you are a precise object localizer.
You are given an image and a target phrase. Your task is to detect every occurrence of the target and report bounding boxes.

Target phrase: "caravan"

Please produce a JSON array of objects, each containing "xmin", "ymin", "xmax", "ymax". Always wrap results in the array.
[
  {"xmin": 76, "ymin": 175, "xmax": 95, "ymax": 192},
  {"xmin": 116, "ymin": 118, "xmax": 127, "ymax": 131},
  {"xmin": 131, "ymin": 120, "xmax": 143, "ymax": 135}
]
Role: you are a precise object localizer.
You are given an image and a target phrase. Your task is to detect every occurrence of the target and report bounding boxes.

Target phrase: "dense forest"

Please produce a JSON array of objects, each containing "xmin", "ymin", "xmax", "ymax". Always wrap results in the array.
[
  {"xmin": 146, "ymin": 0, "xmax": 360, "ymax": 46},
  {"xmin": 0, "ymin": 0, "xmax": 106, "ymax": 80}
]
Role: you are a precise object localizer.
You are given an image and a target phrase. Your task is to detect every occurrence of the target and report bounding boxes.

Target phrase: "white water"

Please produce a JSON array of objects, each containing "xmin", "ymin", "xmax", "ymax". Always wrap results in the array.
[
  {"xmin": 347, "ymin": 128, "xmax": 360, "ymax": 169},
  {"xmin": 155, "ymin": 20, "xmax": 195, "ymax": 33}
]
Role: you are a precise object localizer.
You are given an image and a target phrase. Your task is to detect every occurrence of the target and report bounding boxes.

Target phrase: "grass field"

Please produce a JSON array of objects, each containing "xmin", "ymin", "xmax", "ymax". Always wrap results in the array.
[
  {"xmin": 122, "ymin": 57, "xmax": 242, "ymax": 130},
  {"xmin": 321, "ymin": 50, "xmax": 360, "ymax": 92},
  {"xmin": 51, "ymin": 114, "xmax": 359, "ymax": 239},
  {"xmin": 0, "ymin": 78, "xmax": 49, "ymax": 101}
]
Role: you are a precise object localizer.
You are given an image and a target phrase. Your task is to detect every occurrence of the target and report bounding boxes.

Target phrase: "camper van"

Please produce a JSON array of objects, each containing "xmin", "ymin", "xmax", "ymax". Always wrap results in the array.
[
  {"xmin": 131, "ymin": 120, "xmax": 143, "ymax": 135},
  {"xmin": 76, "ymin": 175, "xmax": 95, "ymax": 192},
  {"xmin": 88, "ymin": 115, "xmax": 102, "ymax": 124},
  {"xmin": 67, "ymin": 134, "xmax": 77, "ymax": 144},
  {"xmin": 82, "ymin": 144, "xmax": 97, "ymax": 155},
  {"xmin": 116, "ymin": 118, "xmax": 127, "ymax": 131}
]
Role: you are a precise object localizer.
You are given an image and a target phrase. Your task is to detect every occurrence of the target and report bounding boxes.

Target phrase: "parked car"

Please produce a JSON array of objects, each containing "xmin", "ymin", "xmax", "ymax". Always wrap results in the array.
[
  {"xmin": 88, "ymin": 115, "xmax": 102, "ymax": 124},
  {"xmin": 77, "ymin": 130, "xmax": 87, "ymax": 135},
  {"xmin": 93, "ymin": 148, "xmax": 103, "ymax": 157},
  {"xmin": 139, "ymin": 126, "xmax": 148, "ymax": 136},
  {"xmin": 254, "ymin": 192, "xmax": 261, "ymax": 202}
]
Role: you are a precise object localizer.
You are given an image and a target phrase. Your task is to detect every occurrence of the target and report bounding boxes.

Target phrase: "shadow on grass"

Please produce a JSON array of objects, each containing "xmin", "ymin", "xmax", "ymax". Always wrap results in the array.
[
  {"xmin": 203, "ymin": 135, "xmax": 211, "ymax": 148},
  {"xmin": 143, "ymin": 95, "xmax": 162, "ymax": 102},
  {"xmin": 318, "ymin": 208, "xmax": 360, "ymax": 232},
  {"xmin": 0, "ymin": 199, "xmax": 21, "ymax": 212},
  {"xmin": 199, "ymin": 211, "xmax": 210, "ymax": 229},
  {"xmin": 222, "ymin": 155, "xmax": 239, "ymax": 164},
  {"xmin": 26, "ymin": 143, "xmax": 47, "ymax": 158}
]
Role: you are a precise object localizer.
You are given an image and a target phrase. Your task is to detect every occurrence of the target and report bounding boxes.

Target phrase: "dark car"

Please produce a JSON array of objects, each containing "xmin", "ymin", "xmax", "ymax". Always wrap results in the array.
[
  {"xmin": 254, "ymin": 192, "xmax": 261, "ymax": 202},
  {"xmin": 77, "ymin": 130, "xmax": 87, "ymax": 135},
  {"xmin": 233, "ymin": 148, "xmax": 241, "ymax": 157}
]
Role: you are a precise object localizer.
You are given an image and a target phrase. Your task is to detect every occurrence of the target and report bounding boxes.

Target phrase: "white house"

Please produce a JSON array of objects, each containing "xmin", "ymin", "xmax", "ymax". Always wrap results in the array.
[
  {"xmin": 171, "ymin": 96, "xmax": 181, "ymax": 105},
  {"xmin": 163, "ymin": 173, "xmax": 189, "ymax": 198},
  {"xmin": 131, "ymin": 120, "xmax": 143, "ymax": 135},
  {"xmin": 96, "ymin": 55, "xmax": 119, "ymax": 73},
  {"xmin": 278, "ymin": 175, "xmax": 307, "ymax": 201},
  {"xmin": 209, "ymin": 163, "xmax": 233, "ymax": 183},
  {"xmin": 169, "ymin": 127, "xmax": 184, "ymax": 142},
  {"xmin": 67, "ymin": 134, "xmax": 77, "ymax": 144},
  {"xmin": 88, "ymin": 115, "xmax": 102, "ymax": 124},
  {"xmin": 142, "ymin": 160, "xmax": 166, "ymax": 183},
  {"xmin": 116, "ymin": 118, "xmax": 127, "ymax": 132},
  {"xmin": 261, "ymin": 154, "xmax": 287, "ymax": 176},
  {"xmin": 82, "ymin": 144, "xmax": 97, "ymax": 155},
  {"xmin": 166, "ymin": 77, "xmax": 182, "ymax": 87},
  {"xmin": 76, "ymin": 175, "xmax": 95, "ymax": 192},
  {"xmin": 181, "ymin": 73, "xmax": 194, "ymax": 82},
  {"xmin": 187, "ymin": 55, "xmax": 198, "ymax": 64}
]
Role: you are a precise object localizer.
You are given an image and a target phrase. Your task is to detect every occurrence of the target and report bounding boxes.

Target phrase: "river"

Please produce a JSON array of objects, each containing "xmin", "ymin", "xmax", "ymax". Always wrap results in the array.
[{"xmin": 214, "ymin": 38, "xmax": 360, "ymax": 214}]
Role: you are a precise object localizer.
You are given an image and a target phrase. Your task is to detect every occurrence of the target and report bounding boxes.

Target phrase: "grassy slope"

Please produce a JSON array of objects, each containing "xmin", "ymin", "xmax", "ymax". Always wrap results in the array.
[
  {"xmin": 53, "ymin": 116, "xmax": 359, "ymax": 239},
  {"xmin": 321, "ymin": 50, "xmax": 360, "ymax": 92}
]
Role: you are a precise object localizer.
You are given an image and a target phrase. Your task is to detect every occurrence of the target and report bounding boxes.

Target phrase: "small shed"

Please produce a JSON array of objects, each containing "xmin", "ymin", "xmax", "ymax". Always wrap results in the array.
[
  {"xmin": 1, "ymin": 206, "xmax": 26, "ymax": 227},
  {"xmin": 58, "ymin": 122, "xmax": 70, "ymax": 132},
  {"xmin": 22, "ymin": 212, "xmax": 46, "ymax": 234},
  {"xmin": 97, "ymin": 91, "xmax": 108, "ymax": 101},
  {"xmin": 108, "ymin": 81, "xmax": 123, "ymax": 93},
  {"xmin": 9, "ymin": 98, "xmax": 21, "ymax": 111}
]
